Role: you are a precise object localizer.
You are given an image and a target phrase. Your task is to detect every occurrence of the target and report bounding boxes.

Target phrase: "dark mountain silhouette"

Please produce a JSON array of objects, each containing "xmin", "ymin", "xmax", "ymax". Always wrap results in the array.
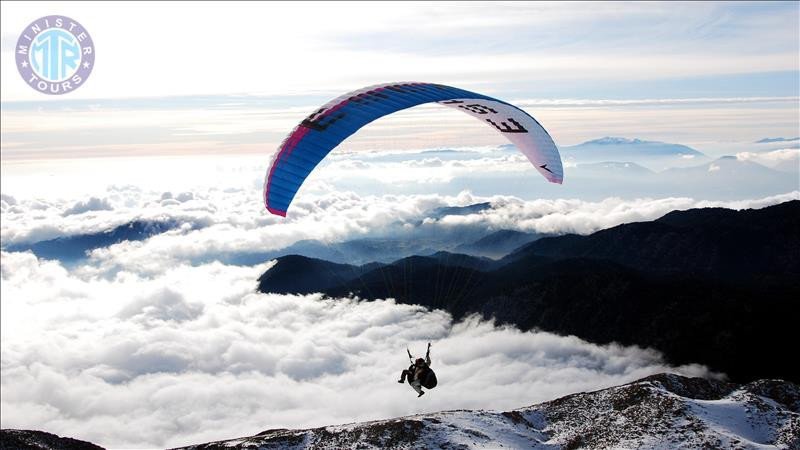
[
  {"xmin": 172, "ymin": 373, "xmax": 800, "ymax": 449},
  {"xmin": 428, "ymin": 251, "xmax": 495, "ymax": 271},
  {"xmin": 259, "ymin": 201, "xmax": 800, "ymax": 382},
  {"xmin": 259, "ymin": 252, "xmax": 491, "ymax": 300},
  {"xmin": 507, "ymin": 199, "xmax": 799, "ymax": 279},
  {"xmin": 258, "ymin": 255, "xmax": 385, "ymax": 295},
  {"xmin": 4, "ymin": 219, "xmax": 188, "ymax": 263}
]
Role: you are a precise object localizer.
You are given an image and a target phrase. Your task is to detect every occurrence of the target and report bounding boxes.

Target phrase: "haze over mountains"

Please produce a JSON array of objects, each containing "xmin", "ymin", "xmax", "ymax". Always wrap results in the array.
[
  {"xmin": 8, "ymin": 134, "xmax": 796, "ymax": 265},
  {"xmin": 321, "ymin": 137, "xmax": 798, "ymax": 200}
]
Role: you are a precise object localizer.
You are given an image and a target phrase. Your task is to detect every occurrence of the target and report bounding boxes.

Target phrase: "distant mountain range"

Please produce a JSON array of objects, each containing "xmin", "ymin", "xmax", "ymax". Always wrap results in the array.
[
  {"xmin": 562, "ymin": 154, "xmax": 797, "ymax": 200},
  {"xmin": 560, "ymin": 137, "xmax": 708, "ymax": 169},
  {"xmin": 2, "ymin": 207, "xmax": 543, "ymax": 266},
  {"xmin": 229, "ymin": 228, "xmax": 534, "ymax": 267},
  {"xmin": 4, "ymin": 219, "xmax": 189, "ymax": 263},
  {"xmin": 756, "ymin": 137, "xmax": 799, "ymax": 144},
  {"xmin": 259, "ymin": 200, "xmax": 800, "ymax": 383},
  {"xmin": 4, "ymin": 142, "xmax": 796, "ymax": 265}
]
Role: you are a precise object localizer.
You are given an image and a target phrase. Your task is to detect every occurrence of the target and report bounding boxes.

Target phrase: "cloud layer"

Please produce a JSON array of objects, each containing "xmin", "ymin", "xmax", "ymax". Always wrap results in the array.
[
  {"xmin": 1, "ymin": 252, "xmax": 713, "ymax": 448},
  {"xmin": 2, "ymin": 149, "xmax": 797, "ymax": 272}
]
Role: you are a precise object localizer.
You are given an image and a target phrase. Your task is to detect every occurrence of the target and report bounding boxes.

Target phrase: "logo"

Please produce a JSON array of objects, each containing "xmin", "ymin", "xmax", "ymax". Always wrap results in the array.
[{"xmin": 15, "ymin": 15, "xmax": 95, "ymax": 95}]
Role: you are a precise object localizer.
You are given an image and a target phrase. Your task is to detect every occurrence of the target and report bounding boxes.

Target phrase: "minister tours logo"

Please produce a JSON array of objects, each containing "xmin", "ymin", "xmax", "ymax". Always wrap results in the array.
[{"xmin": 16, "ymin": 15, "xmax": 95, "ymax": 95}]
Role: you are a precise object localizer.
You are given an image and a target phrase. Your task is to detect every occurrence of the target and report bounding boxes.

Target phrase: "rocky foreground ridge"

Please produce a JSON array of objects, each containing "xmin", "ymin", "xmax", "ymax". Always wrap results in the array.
[
  {"xmin": 173, "ymin": 373, "xmax": 799, "ymax": 450},
  {"xmin": 3, "ymin": 373, "xmax": 798, "ymax": 449}
]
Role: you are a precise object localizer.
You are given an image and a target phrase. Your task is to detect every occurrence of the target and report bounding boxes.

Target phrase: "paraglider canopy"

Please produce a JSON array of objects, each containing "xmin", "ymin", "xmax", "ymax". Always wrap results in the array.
[{"xmin": 264, "ymin": 82, "xmax": 563, "ymax": 216}]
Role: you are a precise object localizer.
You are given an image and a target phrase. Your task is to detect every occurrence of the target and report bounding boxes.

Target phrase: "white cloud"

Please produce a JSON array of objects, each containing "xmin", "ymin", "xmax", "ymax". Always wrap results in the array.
[
  {"xmin": 62, "ymin": 196, "xmax": 113, "ymax": 216},
  {"xmin": 1, "ymin": 251, "xmax": 714, "ymax": 448},
  {"xmin": 426, "ymin": 192, "xmax": 800, "ymax": 236},
  {"xmin": 736, "ymin": 149, "xmax": 800, "ymax": 173},
  {"xmin": 2, "ymin": 151, "xmax": 797, "ymax": 270}
]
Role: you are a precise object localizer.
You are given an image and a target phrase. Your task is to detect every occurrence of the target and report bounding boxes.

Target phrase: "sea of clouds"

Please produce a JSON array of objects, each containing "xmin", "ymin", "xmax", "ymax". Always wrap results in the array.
[
  {"xmin": 1, "ymin": 149, "xmax": 798, "ymax": 448},
  {"xmin": 2, "ymin": 252, "xmax": 716, "ymax": 448}
]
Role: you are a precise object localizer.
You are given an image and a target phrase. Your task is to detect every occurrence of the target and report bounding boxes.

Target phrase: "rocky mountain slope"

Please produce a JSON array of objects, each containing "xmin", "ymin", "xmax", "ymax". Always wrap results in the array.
[
  {"xmin": 0, "ymin": 430, "xmax": 103, "ymax": 450},
  {"xmin": 172, "ymin": 373, "xmax": 799, "ymax": 450},
  {"xmin": 4, "ymin": 374, "xmax": 797, "ymax": 449}
]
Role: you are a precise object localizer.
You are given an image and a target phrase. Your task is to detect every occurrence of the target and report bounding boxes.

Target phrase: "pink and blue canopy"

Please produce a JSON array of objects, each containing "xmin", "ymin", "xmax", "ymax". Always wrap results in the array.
[{"xmin": 264, "ymin": 82, "xmax": 563, "ymax": 216}]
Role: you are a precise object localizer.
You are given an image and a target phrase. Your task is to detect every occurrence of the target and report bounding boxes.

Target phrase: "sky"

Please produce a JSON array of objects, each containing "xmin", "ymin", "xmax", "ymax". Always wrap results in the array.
[
  {"xmin": 1, "ymin": 1, "xmax": 799, "ymax": 161},
  {"xmin": 1, "ymin": 2, "xmax": 799, "ymax": 448}
]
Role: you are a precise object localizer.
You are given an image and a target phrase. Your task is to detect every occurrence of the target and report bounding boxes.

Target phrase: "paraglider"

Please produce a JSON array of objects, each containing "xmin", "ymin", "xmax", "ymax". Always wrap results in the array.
[
  {"xmin": 398, "ymin": 343, "xmax": 436, "ymax": 397},
  {"xmin": 264, "ymin": 82, "xmax": 563, "ymax": 216}
]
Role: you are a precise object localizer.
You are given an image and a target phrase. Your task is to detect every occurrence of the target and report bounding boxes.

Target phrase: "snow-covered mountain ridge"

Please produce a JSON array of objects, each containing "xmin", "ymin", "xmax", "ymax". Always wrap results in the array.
[{"xmin": 172, "ymin": 373, "xmax": 799, "ymax": 450}]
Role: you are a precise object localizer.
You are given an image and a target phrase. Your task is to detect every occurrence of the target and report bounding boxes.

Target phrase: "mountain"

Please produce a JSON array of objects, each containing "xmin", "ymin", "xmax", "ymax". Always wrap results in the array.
[
  {"xmin": 257, "ymin": 255, "xmax": 384, "ymax": 295},
  {"xmin": 508, "ymin": 199, "xmax": 799, "ymax": 279},
  {"xmin": 0, "ymin": 429, "xmax": 104, "ymax": 450},
  {"xmin": 259, "ymin": 252, "xmax": 491, "ymax": 302},
  {"xmin": 573, "ymin": 160, "xmax": 655, "ymax": 176},
  {"xmin": 428, "ymin": 251, "xmax": 495, "ymax": 271},
  {"xmin": 454, "ymin": 229, "xmax": 542, "ymax": 259},
  {"xmin": 8, "ymin": 374, "xmax": 797, "ymax": 449},
  {"xmin": 560, "ymin": 137, "xmax": 708, "ymax": 169},
  {"xmin": 259, "ymin": 201, "xmax": 800, "ymax": 382},
  {"xmin": 564, "ymin": 137, "xmax": 705, "ymax": 156},
  {"xmin": 172, "ymin": 373, "xmax": 800, "ymax": 450},
  {"xmin": 426, "ymin": 202, "xmax": 492, "ymax": 220},
  {"xmin": 532, "ymin": 153, "xmax": 795, "ymax": 201},
  {"xmin": 237, "ymin": 238, "xmax": 446, "ymax": 267},
  {"xmin": 4, "ymin": 219, "xmax": 188, "ymax": 263},
  {"xmin": 756, "ymin": 137, "xmax": 799, "ymax": 143},
  {"xmin": 656, "ymin": 156, "xmax": 798, "ymax": 198},
  {"xmin": 227, "ymin": 202, "xmax": 506, "ymax": 265}
]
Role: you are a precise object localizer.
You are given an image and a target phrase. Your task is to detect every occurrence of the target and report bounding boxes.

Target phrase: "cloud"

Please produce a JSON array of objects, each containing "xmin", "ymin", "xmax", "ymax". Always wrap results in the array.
[
  {"xmin": 2, "ymin": 153, "xmax": 797, "ymax": 271},
  {"xmin": 0, "ymin": 251, "xmax": 714, "ymax": 448},
  {"xmin": 736, "ymin": 149, "xmax": 800, "ymax": 173},
  {"xmin": 424, "ymin": 192, "xmax": 800, "ymax": 236},
  {"xmin": 62, "ymin": 197, "xmax": 114, "ymax": 216}
]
